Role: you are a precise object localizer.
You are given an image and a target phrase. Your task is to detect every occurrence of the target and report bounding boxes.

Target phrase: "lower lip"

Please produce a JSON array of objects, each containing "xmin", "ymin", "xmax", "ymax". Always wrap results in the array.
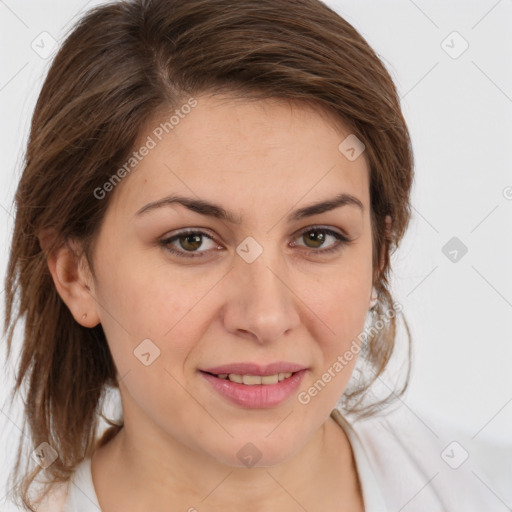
[{"xmin": 200, "ymin": 370, "xmax": 307, "ymax": 408}]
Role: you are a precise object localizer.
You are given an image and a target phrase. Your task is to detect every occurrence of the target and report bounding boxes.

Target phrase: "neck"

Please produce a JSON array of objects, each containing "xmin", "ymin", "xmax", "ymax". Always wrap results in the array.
[{"xmin": 91, "ymin": 410, "xmax": 362, "ymax": 512}]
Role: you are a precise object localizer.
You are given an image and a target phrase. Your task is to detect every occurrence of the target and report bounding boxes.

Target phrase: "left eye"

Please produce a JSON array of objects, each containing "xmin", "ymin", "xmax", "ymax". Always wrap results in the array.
[
  {"xmin": 291, "ymin": 227, "xmax": 349, "ymax": 253},
  {"xmin": 160, "ymin": 226, "xmax": 350, "ymax": 258}
]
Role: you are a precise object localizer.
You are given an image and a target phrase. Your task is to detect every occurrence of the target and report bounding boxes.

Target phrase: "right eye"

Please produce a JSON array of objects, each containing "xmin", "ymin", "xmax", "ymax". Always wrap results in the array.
[{"xmin": 159, "ymin": 229, "xmax": 222, "ymax": 258}]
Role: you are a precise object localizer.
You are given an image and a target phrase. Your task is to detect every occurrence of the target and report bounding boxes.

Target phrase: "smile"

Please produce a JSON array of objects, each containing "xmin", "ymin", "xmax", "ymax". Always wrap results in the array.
[
  {"xmin": 200, "ymin": 368, "xmax": 307, "ymax": 408},
  {"xmin": 214, "ymin": 372, "xmax": 293, "ymax": 384}
]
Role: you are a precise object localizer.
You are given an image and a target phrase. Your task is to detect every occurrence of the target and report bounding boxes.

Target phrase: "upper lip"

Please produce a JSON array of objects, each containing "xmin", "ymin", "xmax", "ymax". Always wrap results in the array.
[{"xmin": 201, "ymin": 362, "xmax": 307, "ymax": 376}]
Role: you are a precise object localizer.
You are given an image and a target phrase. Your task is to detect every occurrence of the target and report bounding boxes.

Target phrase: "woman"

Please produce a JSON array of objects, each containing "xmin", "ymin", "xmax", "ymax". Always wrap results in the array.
[{"xmin": 2, "ymin": 0, "xmax": 502, "ymax": 510}]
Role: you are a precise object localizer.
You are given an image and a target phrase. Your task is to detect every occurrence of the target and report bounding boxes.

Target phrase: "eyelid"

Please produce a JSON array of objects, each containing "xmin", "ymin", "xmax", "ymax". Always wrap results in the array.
[{"xmin": 290, "ymin": 225, "xmax": 350, "ymax": 243}]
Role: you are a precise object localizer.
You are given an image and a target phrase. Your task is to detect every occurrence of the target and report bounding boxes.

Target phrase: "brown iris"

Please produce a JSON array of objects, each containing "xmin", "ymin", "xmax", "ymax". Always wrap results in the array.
[
  {"xmin": 303, "ymin": 229, "xmax": 326, "ymax": 249},
  {"xmin": 178, "ymin": 233, "xmax": 203, "ymax": 251}
]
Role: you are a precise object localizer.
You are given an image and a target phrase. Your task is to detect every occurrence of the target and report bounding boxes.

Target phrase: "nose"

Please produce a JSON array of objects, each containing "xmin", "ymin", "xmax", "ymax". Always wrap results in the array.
[{"xmin": 222, "ymin": 246, "xmax": 301, "ymax": 345}]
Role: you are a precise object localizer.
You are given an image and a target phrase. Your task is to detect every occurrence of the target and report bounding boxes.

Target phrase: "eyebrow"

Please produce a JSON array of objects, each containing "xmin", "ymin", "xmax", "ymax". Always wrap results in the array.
[{"xmin": 135, "ymin": 192, "xmax": 364, "ymax": 223}]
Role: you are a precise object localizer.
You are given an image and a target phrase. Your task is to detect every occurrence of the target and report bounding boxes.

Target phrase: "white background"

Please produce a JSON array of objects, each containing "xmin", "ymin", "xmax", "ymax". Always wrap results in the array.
[{"xmin": 1, "ymin": 0, "xmax": 511, "ymax": 509}]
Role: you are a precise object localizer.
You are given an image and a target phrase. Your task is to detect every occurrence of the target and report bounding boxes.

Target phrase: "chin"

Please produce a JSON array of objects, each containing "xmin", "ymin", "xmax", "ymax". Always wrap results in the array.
[{"xmin": 204, "ymin": 434, "xmax": 306, "ymax": 469}]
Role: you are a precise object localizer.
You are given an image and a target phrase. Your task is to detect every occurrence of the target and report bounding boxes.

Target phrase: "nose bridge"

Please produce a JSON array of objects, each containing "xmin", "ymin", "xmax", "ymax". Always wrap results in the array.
[
  {"xmin": 226, "ymin": 238, "xmax": 300, "ymax": 342},
  {"xmin": 244, "ymin": 251, "xmax": 285, "ymax": 303}
]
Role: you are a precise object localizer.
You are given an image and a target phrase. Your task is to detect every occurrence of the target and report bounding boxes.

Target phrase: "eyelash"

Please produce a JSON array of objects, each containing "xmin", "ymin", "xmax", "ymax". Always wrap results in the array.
[{"xmin": 159, "ymin": 226, "xmax": 352, "ymax": 259}]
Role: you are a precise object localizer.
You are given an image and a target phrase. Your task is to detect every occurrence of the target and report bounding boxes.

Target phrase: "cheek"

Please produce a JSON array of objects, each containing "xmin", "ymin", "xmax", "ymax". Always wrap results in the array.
[
  {"xmin": 306, "ymin": 282, "xmax": 369, "ymax": 392},
  {"xmin": 296, "ymin": 275, "xmax": 370, "ymax": 411},
  {"xmin": 92, "ymin": 245, "xmax": 213, "ymax": 373},
  {"xmin": 92, "ymin": 258, "xmax": 201, "ymax": 419},
  {"xmin": 298, "ymin": 246, "xmax": 372, "ymax": 344}
]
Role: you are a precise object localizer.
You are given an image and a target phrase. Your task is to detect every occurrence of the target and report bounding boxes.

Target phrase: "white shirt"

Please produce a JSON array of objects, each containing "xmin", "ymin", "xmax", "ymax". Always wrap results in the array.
[{"xmin": 35, "ymin": 404, "xmax": 511, "ymax": 511}]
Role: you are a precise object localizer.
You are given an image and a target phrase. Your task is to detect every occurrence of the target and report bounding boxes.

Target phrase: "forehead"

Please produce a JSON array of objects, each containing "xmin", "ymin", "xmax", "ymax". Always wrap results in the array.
[{"xmin": 106, "ymin": 93, "xmax": 370, "ymax": 220}]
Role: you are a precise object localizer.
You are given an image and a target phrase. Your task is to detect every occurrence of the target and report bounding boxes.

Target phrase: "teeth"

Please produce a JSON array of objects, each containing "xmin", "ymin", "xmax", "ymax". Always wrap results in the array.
[
  {"xmin": 243, "ymin": 375, "xmax": 262, "ymax": 385},
  {"xmin": 215, "ymin": 372, "xmax": 293, "ymax": 384},
  {"xmin": 261, "ymin": 374, "xmax": 278, "ymax": 385}
]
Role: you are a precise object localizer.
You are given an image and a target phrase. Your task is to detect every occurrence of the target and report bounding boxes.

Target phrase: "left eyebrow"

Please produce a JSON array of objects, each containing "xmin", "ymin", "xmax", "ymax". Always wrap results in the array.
[
  {"xmin": 290, "ymin": 193, "xmax": 364, "ymax": 220},
  {"xmin": 135, "ymin": 192, "xmax": 364, "ymax": 223}
]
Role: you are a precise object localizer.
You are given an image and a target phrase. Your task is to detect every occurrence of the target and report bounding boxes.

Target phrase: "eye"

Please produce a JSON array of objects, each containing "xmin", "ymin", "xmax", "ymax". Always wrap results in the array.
[
  {"xmin": 160, "ymin": 229, "xmax": 220, "ymax": 258},
  {"xmin": 290, "ymin": 226, "xmax": 350, "ymax": 254}
]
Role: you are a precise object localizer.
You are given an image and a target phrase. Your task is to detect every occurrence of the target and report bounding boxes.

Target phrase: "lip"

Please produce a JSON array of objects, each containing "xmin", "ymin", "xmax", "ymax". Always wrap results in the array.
[
  {"xmin": 202, "ymin": 362, "xmax": 307, "ymax": 376},
  {"xmin": 200, "ymin": 369, "xmax": 307, "ymax": 408}
]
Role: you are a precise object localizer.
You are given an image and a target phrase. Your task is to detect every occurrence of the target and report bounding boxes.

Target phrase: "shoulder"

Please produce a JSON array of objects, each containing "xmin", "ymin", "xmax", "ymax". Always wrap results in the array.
[{"xmin": 344, "ymin": 404, "xmax": 512, "ymax": 511}]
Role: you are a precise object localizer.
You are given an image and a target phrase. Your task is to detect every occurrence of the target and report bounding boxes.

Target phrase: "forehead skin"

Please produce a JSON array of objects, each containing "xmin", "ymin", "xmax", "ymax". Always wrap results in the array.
[{"xmin": 97, "ymin": 93, "xmax": 370, "ymax": 246}]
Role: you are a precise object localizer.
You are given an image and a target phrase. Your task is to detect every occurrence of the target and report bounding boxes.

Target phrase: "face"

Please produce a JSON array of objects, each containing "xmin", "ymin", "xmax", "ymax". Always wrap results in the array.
[{"xmin": 88, "ymin": 93, "xmax": 373, "ymax": 467}]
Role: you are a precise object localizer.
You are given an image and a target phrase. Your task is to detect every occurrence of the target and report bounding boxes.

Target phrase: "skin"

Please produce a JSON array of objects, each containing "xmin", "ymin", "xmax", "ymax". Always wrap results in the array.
[{"xmin": 47, "ymin": 93, "xmax": 386, "ymax": 511}]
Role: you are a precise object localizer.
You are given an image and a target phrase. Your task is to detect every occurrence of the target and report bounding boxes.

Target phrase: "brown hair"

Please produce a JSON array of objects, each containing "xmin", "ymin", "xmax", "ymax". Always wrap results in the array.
[{"xmin": 3, "ymin": 0, "xmax": 413, "ymax": 509}]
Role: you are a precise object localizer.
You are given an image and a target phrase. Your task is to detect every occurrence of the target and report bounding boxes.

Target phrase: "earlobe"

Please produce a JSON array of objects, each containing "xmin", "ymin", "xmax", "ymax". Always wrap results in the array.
[
  {"xmin": 44, "ymin": 238, "xmax": 101, "ymax": 328},
  {"xmin": 369, "ymin": 286, "xmax": 378, "ymax": 309}
]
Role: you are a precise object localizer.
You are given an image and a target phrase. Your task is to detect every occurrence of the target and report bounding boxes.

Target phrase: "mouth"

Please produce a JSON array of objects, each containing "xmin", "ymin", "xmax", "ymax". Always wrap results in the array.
[
  {"xmin": 199, "ymin": 362, "xmax": 307, "ymax": 408},
  {"xmin": 201, "ymin": 371, "xmax": 295, "ymax": 385}
]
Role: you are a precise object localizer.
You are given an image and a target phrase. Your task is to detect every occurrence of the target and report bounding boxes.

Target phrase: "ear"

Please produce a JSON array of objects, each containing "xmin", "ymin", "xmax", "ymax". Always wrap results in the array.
[
  {"xmin": 39, "ymin": 229, "xmax": 101, "ymax": 328},
  {"xmin": 370, "ymin": 215, "xmax": 393, "ymax": 307},
  {"xmin": 379, "ymin": 215, "xmax": 392, "ymax": 275}
]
